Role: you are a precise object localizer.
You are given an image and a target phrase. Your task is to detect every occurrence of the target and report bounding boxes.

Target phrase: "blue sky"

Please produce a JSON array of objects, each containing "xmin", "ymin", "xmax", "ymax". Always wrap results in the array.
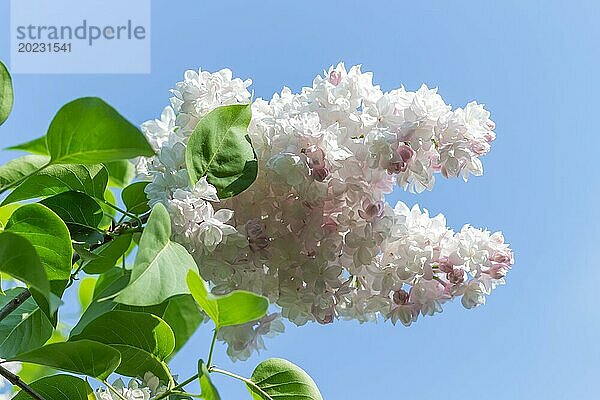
[{"xmin": 1, "ymin": 0, "xmax": 599, "ymax": 398}]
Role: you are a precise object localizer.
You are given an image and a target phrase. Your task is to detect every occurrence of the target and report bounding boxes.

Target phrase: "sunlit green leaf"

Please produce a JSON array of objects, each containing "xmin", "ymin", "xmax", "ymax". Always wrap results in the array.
[
  {"xmin": 121, "ymin": 181, "xmax": 150, "ymax": 214},
  {"xmin": 248, "ymin": 358, "xmax": 323, "ymax": 400},
  {"xmin": 2, "ymin": 164, "xmax": 108, "ymax": 206},
  {"xmin": 46, "ymin": 97, "xmax": 154, "ymax": 164},
  {"xmin": 13, "ymin": 374, "xmax": 96, "ymax": 400},
  {"xmin": 78, "ymin": 277, "xmax": 97, "ymax": 312},
  {"xmin": 70, "ymin": 310, "xmax": 175, "ymax": 381},
  {"xmin": 187, "ymin": 270, "xmax": 268, "ymax": 328},
  {"xmin": 0, "ymin": 60, "xmax": 13, "ymax": 126},
  {"xmin": 0, "ymin": 288, "xmax": 52, "ymax": 359},
  {"xmin": 185, "ymin": 103, "xmax": 257, "ymax": 198},
  {"xmin": 114, "ymin": 204, "xmax": 197, "ymax": 306},
  {"xmin": 0, "ymin": 231, "xmax": 49, "ymax": 301},
  {"xmin": 198, "ymin": 360, "xmax": 221, "ymax": 400},
  {"xmin": 12, "ymin": 340, "xmax": 121, "ymax": 380},
  {"xmin": 0, "ymin": 155, "xmax": 49, "ymax": 188},
  {"xmin": 105, "ymin": 160, "xmax": 135, "ymax": 188},
  {"xmin": 5, "ymin": 204, "xmax": 73, "ymax": 282},
  {"xmin": 6, "ymin": 135, "xmax": 48, "ymax": 154}
]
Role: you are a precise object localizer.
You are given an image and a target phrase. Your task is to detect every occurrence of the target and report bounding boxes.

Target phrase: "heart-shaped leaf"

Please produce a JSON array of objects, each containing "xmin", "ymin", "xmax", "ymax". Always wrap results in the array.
[
  {"xmin": 2, "ymin": 164, "xmax": 108, "ymax": 206},
  {"xmin": 46, "ymin": 97, "xmax": 154, "ymax": 164},
  {"xmin": 121, "ymin": 181, "xmax": 151, "ymax": 214},
  {"xmin": 185, "ymin": 103, "xmax": 257, "ymax": 198},
  {"xmin": 114, "ymin": 203, "xmax": 197, "ymax": 306},
  {"xmin": 0, "ymin": 288, "xmax": 53, "ymax": 359},
  {"xmin": 187, "ymin": 270, "xmax": 268, "ymax": 328},
  {"xmin": 0, "ymin": 60, "xmax": 13, "ymax": 126},
  {"xmin": 248, "ymin": 358, "xmax": 323, "ymax": 400},
  {"xmin": 0, "ymin": 231, "xmax": 49, "ymax": 301},
  {"xmin": 70, "ymin": 310, "xmax": 175, "ymax": 381},
  {"xmin": 5, "ymin": 204, "xmax": 73, "ymax": 282},
  {"xmin": 41, "ymin": 191, "xmax": 104, "ymax": 238},
  {"xmin": 198, "ymin": 360, "xmax": 221, "ymax": 400},
  {"xmin": 13, "ymin": 374, "xmax": 96, "ymax": 400},
  {"xmin": 12, "ymin": 340, "xmax": 121, "ymax": 380}
]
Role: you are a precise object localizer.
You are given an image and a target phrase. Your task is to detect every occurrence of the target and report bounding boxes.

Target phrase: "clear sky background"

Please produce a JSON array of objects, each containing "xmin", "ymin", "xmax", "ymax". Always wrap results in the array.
[{"xmin": 1, "ymin": 1, "xmax": 598, "ymax": 399}]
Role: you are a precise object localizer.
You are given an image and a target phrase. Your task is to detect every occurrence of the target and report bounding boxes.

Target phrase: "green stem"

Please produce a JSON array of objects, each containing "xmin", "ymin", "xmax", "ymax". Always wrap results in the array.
[
  {"xmin": 102, "ymin": 380, "xmax": 128, "ymax": 400},
  {"xmin": 153, "ymin": 374, "xmax": 199, "ymax": 400},
  {"xmin": 209, "ymin": 367, "xmax": 273, "ymax": 400},
  {"xmin": 207, "ymin": 327, "xmax": 219, "ymax": 367},
  {"xmin": 101, "ymin": 200, "xmax": 142, "ymax": 227},
  {"xmin": 0, "ymin": 163, "xmax": 50, "ymax": 196}
]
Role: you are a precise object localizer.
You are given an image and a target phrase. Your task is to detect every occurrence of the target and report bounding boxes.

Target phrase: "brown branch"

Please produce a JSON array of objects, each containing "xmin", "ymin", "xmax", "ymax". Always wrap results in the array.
[
  {"xmin": 0, "ymin": 289, "xmax": 31, "ymax": 322},
  {"xmin": 0, "ymin": 364, "xmax": 46, "ymax": 400}
]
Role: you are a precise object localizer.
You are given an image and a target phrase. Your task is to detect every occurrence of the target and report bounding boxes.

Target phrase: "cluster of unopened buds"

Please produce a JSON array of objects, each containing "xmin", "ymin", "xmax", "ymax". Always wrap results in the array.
[
  {"xmin": 138, "ymin": 63, "xmax": 514, "ymax": 360},
  {"xmin": 96, "ymin": 372, "xmax": 166, "ymax": 400}
]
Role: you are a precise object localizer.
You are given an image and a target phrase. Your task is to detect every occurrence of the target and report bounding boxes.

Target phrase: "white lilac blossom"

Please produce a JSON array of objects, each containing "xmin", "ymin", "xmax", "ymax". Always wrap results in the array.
[
  {"xmin": 139, "ymin": 63, "xmax": 514, "ymax": 360},
  {"xmin": 96, "ymin": 372, "xmax": 166, "ymax": 400}
]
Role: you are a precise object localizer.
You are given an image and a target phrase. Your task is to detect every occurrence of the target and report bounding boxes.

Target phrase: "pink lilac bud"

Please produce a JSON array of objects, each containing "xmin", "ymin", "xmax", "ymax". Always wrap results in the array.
[
  {"xmin": 245, "ymin": 219, "xmax": 269, "ymax": 251},
  {"xmin": 304, "ymin": 146, "xmax": 330, "ymax": 182},
  {"xmin": 393, "ymin": 289, "xmax": 410, "ymax": 305},
  {"xmin": 321, "ymin": 216, "xmax": 339, "ymax": 235},
  {"xmin": 486, "ymin": 264, "xmax": 510, "ymax": 279},
  {"xmin": 328, "ymin": 70, "xmax": 342, "ymax": 86},
  {"xmin": 358, "ymin": 200, "xmax": 385, "ymax": 222},
  {"xmin": 396, "ymin": 144, "xmax": 414, "ymax": 163},
  {"xmin": 490, "ymin": 251, "xmax": 513, "ymax": 265},
  {"xmin": 447, "ymin": 268, "xmax": 465, "ymax": 284},
  {"xmin": 437, "ymin": 257, "xmax": 454, "ymax": 274},
  {"xmin": 386, "ymin": 144, "xmax": 414, "ymax": 174}
]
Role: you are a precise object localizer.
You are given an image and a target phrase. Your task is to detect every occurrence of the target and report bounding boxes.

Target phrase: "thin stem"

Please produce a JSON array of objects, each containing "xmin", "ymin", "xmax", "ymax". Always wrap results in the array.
[
  {"xmin": 153, "ymin": 374, "xmax": 199, "ymax": 400},
  {"xmin": 103, "ymin": 380, "xmax": 128, "ymax": 400},
  {"xmin": 0, "ymin": 163, "xmax": 50, "ymax": 196},
  {"xmin": 101, "ymin": 200, "xmax": 142, "ymax": 227},
  {"xmin": 0, "ymin": 364, "xmax": 46, "ymax": 400},
  {"xmin": 0, "ymin": 289, "xmax": 32, "ymax": 323},
  {"xmin": 207, "ymin": 327, "xmax": 219, "ymax": 367},
  {"xmin": 209, "ymin": 367, "xmax": 273, "ymax": 400}
]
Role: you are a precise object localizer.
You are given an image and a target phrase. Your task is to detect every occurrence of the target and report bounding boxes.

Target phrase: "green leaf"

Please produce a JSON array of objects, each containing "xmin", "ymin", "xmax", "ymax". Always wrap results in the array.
[
  {"xmin": 78, "ymin": 277, "xmax": 97, "ymax": 311},
  {"xmin": 0, "ymin": 288, "xmax": 53, "ymax": 359},
  {"xmin": 41, "ymin": 191, "xmax": 104, "ymax": 241},
  {"xmin": 0, "ymin": 155, "xmax": 49, "ymax": 188},
  {"xmin": 13, "ymin": 374, "xmax": 96, "ymax": 400},
  {"xmin": 82, "ymin": 234, "xmax": 132, "ymax": 274},
  {"xmin": 70, "ymin": 310, "xmax": 174, "ymax": 381},
  {"xmin": 161, "ymin": 295, "xmax": 204, "ymax": 356},
  {"xmin": 5, "ymin": 204, "xmax": 73, "ymax": 282},
  {"xmin": 248, "ymin": 358, "xmax": 323, "ymax": 400},
  {"xmin": 6, "ymin": 135, "xmax": 48, "ymax": 155},
  {"xmin": 12, "ymin": 340, "xmax": 121, "ymax": 380},
  {"xmin": 185, "ymin": 103, "xmax": 257, "ymax": 198},
  {"xmin": 198, "ymin": 360, "xmax": 221, "ymax": 400},
  {"xmin": 121, "ymin": 181, "xmax": 151, "ymax": 214},
  {"xmin": 0, "ymin": 60, "xmax": 13, "ymax": 126},
  {"xmin": 46, "ymin": 97, "xmax": 154, "ymax": 164},
  {"xmin": 105, "ymin": 160, "xmax": 135, "ymax": 188},
  {"xmin": 187, "ymin": 270, "xmax": 268, "ymax": 328},
  {"xmin": 2, "ymin": 164, "xmax": 109, "ymax": 206},
  {"xmin": 114, "ymin": 204, "xmax": 197, "ymax": 306},
  {"xmin": 0, "ymin": 203, "xmax": 19, "ymax": 227},
  {"xmin": 0, "ymin": 231, "xmax": 49, "ymax": 300}
]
